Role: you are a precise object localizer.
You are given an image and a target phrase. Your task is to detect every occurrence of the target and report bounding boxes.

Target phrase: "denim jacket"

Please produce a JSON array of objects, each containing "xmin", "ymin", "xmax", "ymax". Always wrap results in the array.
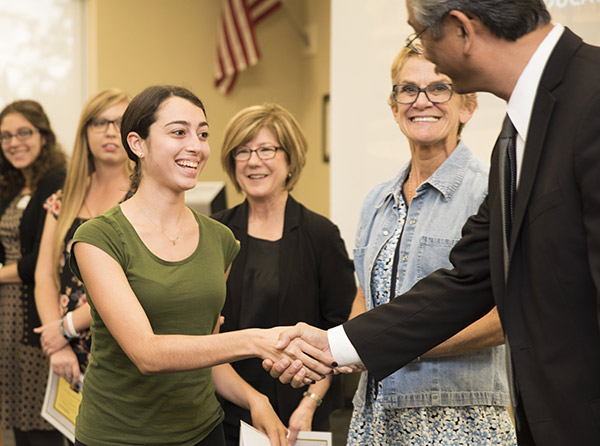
[{"xmin": 353, "ymin": 142, "xmax": 510, "ymax": 409}]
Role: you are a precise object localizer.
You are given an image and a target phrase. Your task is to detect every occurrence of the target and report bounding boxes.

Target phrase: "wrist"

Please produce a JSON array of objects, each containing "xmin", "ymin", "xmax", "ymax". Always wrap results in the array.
[
  {"xmin": 60, "ymin": 313, "xmax": 79, "ymax": 340},
  {"xmin": 302, "ymin": 391, "xmax": 323, "ymax": 408}
]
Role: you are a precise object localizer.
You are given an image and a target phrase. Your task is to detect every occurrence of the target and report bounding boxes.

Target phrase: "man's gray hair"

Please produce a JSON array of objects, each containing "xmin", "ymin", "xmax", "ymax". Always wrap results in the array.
[{"xmin": 411, "ymin": 0, "xmax": 551, "ymax": 41}]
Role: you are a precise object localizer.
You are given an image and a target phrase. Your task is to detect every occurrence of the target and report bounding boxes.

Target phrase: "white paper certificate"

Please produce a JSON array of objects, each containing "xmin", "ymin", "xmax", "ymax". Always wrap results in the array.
[
  {"xmin": 41, "ymin": 367, "xmax": 83, "ymax": 442},
  {"xmin": 240, "ymin": 420, "xmax": 332, "ymax": 445}
]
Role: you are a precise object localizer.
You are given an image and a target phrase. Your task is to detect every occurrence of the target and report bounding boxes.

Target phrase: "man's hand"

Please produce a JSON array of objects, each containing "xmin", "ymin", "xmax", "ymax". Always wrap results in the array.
[{"xmin": 260, "ymin": 323, "xmax": 336, "ymax": 388}]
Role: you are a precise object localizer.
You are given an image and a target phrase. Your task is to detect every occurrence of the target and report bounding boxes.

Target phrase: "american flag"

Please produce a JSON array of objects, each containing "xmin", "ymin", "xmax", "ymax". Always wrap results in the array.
[{"xmin": 214, "ymin": 0, "xmax": 282, "ymax": 94}]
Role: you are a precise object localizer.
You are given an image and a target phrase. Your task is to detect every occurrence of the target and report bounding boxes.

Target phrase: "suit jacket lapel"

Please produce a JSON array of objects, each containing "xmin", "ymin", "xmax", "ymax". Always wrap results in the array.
[{"xmin": 509, "ymin": 28, "xmax": 582, "ymax": 255}]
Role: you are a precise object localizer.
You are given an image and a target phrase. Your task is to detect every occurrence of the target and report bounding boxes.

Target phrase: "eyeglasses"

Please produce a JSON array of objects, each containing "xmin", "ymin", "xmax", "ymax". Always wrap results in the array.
[
  {"xmin": 233, "ymin": 145, "xmax": 282, "ymax": 161},
  {"xmin": 405, "ymin": 28, "xmax": 428, "ymax": 55},
  {"xmin": 0, "ymin": 128, "xmax": 39, "ymax": 145},
  {"xmin": 88, "ymin": 117, "xmax": 122, "ymax": 133},
  {"xmin": 392, "ymin": 82, "xmax": 453, "ymax": 105}
]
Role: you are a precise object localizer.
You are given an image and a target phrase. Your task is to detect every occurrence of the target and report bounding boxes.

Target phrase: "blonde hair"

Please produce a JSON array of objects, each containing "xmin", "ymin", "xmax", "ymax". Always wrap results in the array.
[
  {"xmin": 388, "ymin": 46, "xmax": 477, "ymax": 138},
  {"xmin": 221, "ymin": 103, "xmax": 307, "ymax": 193},
  {"xmin": 52, "ymin": 88, "xmax": 131, "ymax": 285}
]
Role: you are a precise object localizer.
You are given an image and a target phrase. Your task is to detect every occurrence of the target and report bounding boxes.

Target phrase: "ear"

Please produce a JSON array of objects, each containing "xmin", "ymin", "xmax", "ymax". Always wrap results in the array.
[
  {"xmin": 459, "ymin": 94, "xmax": 477, "ymax": 125},
  {"xmin": 390, "ymin": 102, "xmax": 401, "ymax": 125},
  {"xmin": 127, "ymin": 132, "xmax": 144, "ymax": 157},
  {"xmin": 447, "ymin": 10, "xmax": 477, "ymax": 55}
]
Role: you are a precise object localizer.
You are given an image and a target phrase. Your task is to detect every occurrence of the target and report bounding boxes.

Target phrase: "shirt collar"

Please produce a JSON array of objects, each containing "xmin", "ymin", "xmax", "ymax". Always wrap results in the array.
[
  {"xmin": 507, "ymin": 24, "xmax": 564, "ymax": 141},
  {"xmin": 385, "ymin": 141, "xmax": 473, "ymax": 206}
]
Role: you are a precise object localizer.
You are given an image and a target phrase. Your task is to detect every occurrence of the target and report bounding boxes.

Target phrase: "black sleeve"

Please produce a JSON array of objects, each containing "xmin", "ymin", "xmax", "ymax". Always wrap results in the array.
[
  {"xmin": 344, "ymin": 193, "xmax": 495, "ymax": 381},
  {"xmin": 17, "ymin": 168, "xmax": 65, "ymax": 283}
]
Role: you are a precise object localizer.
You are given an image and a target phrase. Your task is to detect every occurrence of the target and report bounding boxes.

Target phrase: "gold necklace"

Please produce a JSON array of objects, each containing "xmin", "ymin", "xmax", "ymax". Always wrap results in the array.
[{"xmin": 142, "ymin": 209, "xmax": 184, "ymax": 246}]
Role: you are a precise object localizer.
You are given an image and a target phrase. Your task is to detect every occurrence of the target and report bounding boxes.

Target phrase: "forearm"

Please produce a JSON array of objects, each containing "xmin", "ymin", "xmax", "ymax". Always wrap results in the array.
[
  {"xmin": 34, "ymin": 277, "xmax": 61, "ymax": 324},
  {"xmin": 300, "ymin": 375, "xmax": 331, "ymax": 411},
  {"xmin": 70, "ymin": 303, "xmax": 92, "ymax": 333},
  {"xmin": 0, "ymin": 263, "xmax": 22, "ymax": 284},
  {"xmin": 422, "ymin": 307, "xmax": 504, "ymax": 358},
  {"xmin": 212, "ymin": 363, "xmax": 267, "ymax": 409},
  {"xmin": 348, "ymin": 286, "xmax": 367, "ymax": 320},
  {"xmin": 127, "ymin": 327, "xmax": 285, "ymax": 375}
]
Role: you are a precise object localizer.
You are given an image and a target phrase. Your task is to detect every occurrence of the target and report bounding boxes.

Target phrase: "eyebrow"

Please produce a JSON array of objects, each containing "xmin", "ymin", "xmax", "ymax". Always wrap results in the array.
[{"xmin": 165, "ymin": 120, "xmax": 209, "ymax": 128}]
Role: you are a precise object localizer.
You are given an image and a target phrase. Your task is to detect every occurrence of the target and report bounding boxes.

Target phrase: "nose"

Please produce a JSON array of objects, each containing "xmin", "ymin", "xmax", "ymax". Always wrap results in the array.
[
  {"xmin": 412, "ymin": 90, "xmax": 433, "ymax": 108},
  {"xmin": 106, "ymin": 121, "xmax": 119, "ymax": 135}
]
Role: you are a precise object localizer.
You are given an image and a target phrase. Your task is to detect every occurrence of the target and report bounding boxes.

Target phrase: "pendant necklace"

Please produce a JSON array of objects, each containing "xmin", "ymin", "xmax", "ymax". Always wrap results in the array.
[{"xmin": 142, "ymin": 208, "xmax": 184, "ymax": 246}]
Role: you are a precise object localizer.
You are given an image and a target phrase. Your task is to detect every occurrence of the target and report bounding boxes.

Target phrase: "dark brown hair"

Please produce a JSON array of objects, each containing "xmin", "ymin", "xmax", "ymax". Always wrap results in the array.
[{"xmin": 0, "ymin": 100, "xmax": 66, "ymax": 200}]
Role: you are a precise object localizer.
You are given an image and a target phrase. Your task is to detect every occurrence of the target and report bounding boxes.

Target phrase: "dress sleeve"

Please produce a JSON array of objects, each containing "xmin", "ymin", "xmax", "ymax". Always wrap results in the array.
[{"xmin": 43, "ymin": 190, "xmax": 62, "ymax": 219}]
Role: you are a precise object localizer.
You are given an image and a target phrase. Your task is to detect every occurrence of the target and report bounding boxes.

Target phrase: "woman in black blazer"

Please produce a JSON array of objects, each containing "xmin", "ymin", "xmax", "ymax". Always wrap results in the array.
[
  {"xmin": 214, "ymin": 103, "xmax": 355, "ymax": 445},
  {"xmin": 0, "ymin": 100, "xmax": 66, "ymax": 446}
]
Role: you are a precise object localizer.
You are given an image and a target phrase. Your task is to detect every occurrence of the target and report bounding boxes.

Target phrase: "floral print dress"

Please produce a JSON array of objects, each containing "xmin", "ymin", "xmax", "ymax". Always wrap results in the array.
[
  {"xmin": 44, "ymin": 192, "xmax": 91, "ymax": 372},
  {"xmin": 346, "ymin": 193, "xmax": 516, "ymax": 446}
]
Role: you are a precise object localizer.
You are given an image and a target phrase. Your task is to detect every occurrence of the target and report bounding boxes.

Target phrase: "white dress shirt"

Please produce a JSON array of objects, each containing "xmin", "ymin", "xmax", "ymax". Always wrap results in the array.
[{"xmin": 328, "ymin": 24, "xmax": 565, "ymax": 367}]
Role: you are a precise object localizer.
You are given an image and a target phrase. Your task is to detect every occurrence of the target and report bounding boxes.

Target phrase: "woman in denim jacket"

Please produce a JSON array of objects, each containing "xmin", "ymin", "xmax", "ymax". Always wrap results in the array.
[{"xmin": 346, "ymin": 45, "xmax": 516, "ymax": 445}]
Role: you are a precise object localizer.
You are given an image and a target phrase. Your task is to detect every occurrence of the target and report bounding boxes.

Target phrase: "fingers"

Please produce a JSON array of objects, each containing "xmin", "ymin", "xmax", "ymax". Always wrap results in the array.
[
  {"xmin": 270, "ymin": 358, "xmax": 301, "ymax": 380},
  {"xmin": 275, "ymin": 324, "xmax": 304, "ymax": 349},
  {"xmin": 283, "ymin": 339, "xmax": 333, "ymax": 377},
  {"xmin": 287, "ymin": 426, "xmax": 299, "ymax": 445},
  {"xmin": 262, "ymin": 358, "xmax": 275, "ymax": 372}
]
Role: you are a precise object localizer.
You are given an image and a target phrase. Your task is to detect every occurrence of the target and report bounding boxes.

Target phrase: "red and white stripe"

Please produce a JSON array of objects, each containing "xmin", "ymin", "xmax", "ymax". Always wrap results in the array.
[{"xmin": 215, "ymin": 0, "xmax": 282, "ymax": 94}]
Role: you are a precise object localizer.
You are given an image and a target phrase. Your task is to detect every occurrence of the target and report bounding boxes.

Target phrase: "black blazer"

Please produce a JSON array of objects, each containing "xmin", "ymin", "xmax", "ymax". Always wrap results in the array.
[
  {"xmin": 0, "ymin": 166, "xmax": 65, "ymax": 346},
  {"xmin": 213, "ymin": 195, "xmax": 355, "ymax": 427},
  {"xmin": 344, "ymin": 28, "xmax": 600, "ymax": 445}
]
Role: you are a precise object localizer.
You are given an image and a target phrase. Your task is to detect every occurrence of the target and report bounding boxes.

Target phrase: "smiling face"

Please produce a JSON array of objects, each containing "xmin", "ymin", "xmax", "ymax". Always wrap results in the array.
[
  {"xmin": 132, "ymin": 96, "xmax": 210, "ymax": 192},
  {"xmin": 235, "ymin": 126, "xmax": 290, "ymax": 202},
  {"xmin": 86, "ymin": 101, "xmax": 129, "ymax": 167},
  {"xmin": 0, "ymin": 112, "xmax": 45, "ymax": 171},
  {"xmin": 392, "ymin": 56, "xmax": 473, "ymax": 150}
]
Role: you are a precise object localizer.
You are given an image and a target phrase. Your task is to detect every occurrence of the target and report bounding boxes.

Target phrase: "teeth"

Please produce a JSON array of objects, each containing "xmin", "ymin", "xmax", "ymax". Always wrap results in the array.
[
  {"xmin": 249, "ymin": 174, "xmax": 267, "ymax": 179},
  {"xmin": 412, "ymin": 117, "xmax": 439, "ymax": 122},
  {"xmin": 177, "ymin": 160, "xmax": 198, "ymax": 168}
]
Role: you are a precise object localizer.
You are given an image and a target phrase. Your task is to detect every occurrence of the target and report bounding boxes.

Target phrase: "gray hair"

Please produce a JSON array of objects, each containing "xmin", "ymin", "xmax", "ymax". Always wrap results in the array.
[{"xmin": 411, "ymin": 0, "xmax": 551, "ymax": 41}]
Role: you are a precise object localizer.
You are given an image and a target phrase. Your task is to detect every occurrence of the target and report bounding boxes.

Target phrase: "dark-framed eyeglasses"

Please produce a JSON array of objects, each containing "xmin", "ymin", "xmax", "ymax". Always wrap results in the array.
[
  {"xmin": 392, "ymin": 82, "xmax": 453, "ymax": 105},
  {"xmin": 405, "ymin": 27, "xmax": 428, "ymax": 55},
  {"xmin": 0, "ymin": 127, "xmax": 39, "ymax": 145},
  {"xmin": 232, "ymin": 145, "xmax": 283, "ymax": 161},
  {"xmin": 88, "ymin": 117, "xmax": 122, "ymax": 133}
]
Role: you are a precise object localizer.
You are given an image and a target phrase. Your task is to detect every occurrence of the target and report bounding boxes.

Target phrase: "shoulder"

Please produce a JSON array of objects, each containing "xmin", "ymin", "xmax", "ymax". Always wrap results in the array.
[
  {"xmin": 37, "ymin": 166, "xmax": 66, "ymax": 194},
  {"xmin": 292, "ymin": 199, "xmax": 344, "ymax": 244},
  {"xmin": 195, "ymin": 209, "xmax": 237, "ymax": 241},
  {"xmin": 211, "ymin": 202, "xmax": 243, "ymax": 225},
  {"xmin": 75, "ymin": 206, "xmax": 122, "ymax": 242}
]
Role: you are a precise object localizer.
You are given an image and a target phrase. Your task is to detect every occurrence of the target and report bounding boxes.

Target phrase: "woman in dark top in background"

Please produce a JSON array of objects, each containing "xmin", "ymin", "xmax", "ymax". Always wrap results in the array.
[
  {"xmin": 0, "ymin": 100, "xmax": 66, "ymax": 446},
  {"xmin": 214, "ymin": 103, "xmax": 356, "ymax": 445}
]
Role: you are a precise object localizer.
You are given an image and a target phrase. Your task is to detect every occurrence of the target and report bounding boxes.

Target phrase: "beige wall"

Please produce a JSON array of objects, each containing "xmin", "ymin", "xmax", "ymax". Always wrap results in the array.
[{"xmin": 87, "ymin": 0, "xmax": 331, "ymax": 216}]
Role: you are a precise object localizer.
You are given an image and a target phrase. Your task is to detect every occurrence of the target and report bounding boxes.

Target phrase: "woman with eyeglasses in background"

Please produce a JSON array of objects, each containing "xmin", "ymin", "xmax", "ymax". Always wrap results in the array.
[
  {"xmin": 34, "ymin": 89, "xmax": 132, "ymax": 393},
  {"xmin": 345, "ymin": 45, "xmax": 516, "ymax": 445},
  {"xmin": 214, "ymin": 104, "xmax": 356, "ymax": 446},
  {"xmin": 0, "ymin": 100, "xmax": 66, "ymax": 446}
]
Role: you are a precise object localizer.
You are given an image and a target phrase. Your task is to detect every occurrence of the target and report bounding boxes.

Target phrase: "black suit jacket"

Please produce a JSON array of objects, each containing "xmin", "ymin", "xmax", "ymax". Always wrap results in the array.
[
  {"xmin": 213, "ymin": 195, "xmax": 355, "ymax": 428},
  {"xmin": 344, "ymin": 28, "xmax": 600, "ymax": 445}
]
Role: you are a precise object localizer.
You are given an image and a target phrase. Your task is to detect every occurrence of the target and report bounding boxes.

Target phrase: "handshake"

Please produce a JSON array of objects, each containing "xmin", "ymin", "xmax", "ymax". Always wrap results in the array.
[{"xmin": 260, "ymin": 322, "xmax": 365, "ymax": 388}]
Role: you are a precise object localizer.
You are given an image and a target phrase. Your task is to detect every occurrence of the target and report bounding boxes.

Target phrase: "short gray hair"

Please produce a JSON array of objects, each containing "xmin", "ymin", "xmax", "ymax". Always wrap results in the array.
[{"xmin": 411, "ymin": 0, "xmax": 551, "ymax": 41}]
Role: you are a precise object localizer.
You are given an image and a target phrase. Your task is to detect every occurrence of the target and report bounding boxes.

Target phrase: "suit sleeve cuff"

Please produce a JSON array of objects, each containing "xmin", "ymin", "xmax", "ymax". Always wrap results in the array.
[{"xmin": 328, "ymin": 325, "xmax": 361, "ymax": 367}]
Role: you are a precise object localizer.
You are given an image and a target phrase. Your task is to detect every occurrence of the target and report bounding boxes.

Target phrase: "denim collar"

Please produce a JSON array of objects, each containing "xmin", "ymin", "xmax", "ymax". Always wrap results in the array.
[{"xmin": 377, "ymin": 141, "xmax": 473, "ymax": 209}]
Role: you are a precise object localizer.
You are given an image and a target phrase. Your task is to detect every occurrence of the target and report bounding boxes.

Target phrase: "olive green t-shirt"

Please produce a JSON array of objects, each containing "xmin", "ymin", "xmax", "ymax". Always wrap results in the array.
[{"xmin": 70, "ymin": 205, "xmax": 239, "ymax": 446}]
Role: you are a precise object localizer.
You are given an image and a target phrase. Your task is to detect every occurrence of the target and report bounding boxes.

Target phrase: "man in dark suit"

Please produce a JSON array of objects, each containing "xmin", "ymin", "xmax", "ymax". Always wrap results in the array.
[{"xmin": 267, "ymin": 1, "xmax": 600, "ymax": 444}]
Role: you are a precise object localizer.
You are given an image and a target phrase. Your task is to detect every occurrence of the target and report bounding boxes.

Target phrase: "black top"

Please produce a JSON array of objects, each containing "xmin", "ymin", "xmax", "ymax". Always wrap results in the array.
[
  {"xmin": 239, "ymin": 235, "xmax": 280, "ymax": 329},
  {"xmin": 213, "ymin": 195, "xmax": 356, "ymax": 438}
]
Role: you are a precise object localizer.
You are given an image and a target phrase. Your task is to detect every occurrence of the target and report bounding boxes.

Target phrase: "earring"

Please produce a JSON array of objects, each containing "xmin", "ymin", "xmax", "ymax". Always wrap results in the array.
[
  {"xmin": 287, "ymin": 172, "xmax": 292, "ymax": 179},
  {"xmin": 138, "ymin": 152, "xmax": 143, "ymax": 158}
]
